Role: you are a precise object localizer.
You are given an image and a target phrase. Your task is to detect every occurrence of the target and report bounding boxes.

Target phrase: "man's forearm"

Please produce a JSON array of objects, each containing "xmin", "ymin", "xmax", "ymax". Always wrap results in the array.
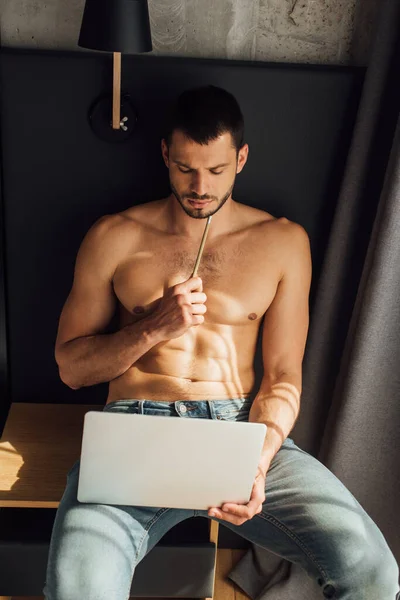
[
  {"xmin": 249, "ymin": 373, "xmax": 301, "ymax": 473},
  {"xmin": 57, "ymin": 318, "xmax": 163, "ymax": 390}
]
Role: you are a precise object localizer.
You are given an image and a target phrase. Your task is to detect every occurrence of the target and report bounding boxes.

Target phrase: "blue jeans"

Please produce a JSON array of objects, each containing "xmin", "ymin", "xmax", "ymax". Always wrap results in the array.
[{"xmin": 44, "ymin": 398, "xmax": 399, "ymax": 600}]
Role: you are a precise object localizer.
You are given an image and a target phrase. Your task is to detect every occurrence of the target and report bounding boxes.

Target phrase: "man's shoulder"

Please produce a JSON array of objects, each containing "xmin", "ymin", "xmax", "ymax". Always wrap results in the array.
[
  {"xmin": 233, "ymin": 204, "xmax": 309, "ymax": 252},
  {"xmin": 88, "ymin": 201, "xmax": 158, "ymax": 238},
  {"xmin": 270, "ymin": 219, "xmax": 311, "ymax": 280},
  {"xmin": 274, "ymin": 218, "xmax": 310, "ymax": 247},
  {"xmin": 235, "ymin": 202, "xmax": 300, "ymax": 232},
  {"xmin": 238, "ymin": 204, "xmax": 299, "ymax": 233},
  {"xmin": 235, "ymin": 201, "xmax": 277, "ymax": 225},
  {"xmin": 83, "ymin": 213, "xmax": 130, "ymax": 247},
  {"xmin": 84, "ymin": 200, "xmax": 165, "ymax": 254},
  {"xmin": 251, "ymin": 214, "xmax": 310, "ymax": 276},
  {"xmin": 80, "ymin": 210, "xmax": 140, "ymax": 260},
  {"xmin": 256, "ymin": 212, "xmax": 309, "ymax": 243}
]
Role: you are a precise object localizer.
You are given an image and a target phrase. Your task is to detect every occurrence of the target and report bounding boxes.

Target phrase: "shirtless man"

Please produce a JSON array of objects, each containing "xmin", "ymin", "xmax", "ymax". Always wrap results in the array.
[{"xmin": 44, "ymin": 86, "xmax": 399, "ymax": 600}]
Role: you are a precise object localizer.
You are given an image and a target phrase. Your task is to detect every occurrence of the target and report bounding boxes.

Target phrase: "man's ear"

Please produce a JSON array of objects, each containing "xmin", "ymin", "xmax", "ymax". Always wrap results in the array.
[
  {"xmin": 161, "ymin": 139, "xmax": 170, "ymax": 168},
  {"xmin": 236, "ymin": 143, "xmax": 249, "ymax": 174}
]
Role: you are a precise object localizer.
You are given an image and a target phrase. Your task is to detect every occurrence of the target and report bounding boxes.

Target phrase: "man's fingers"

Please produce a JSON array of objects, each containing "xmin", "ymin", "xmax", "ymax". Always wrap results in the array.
[
  {"xmin": 209, "ymin": 504, "xmax": 263, "ymax": 525},
  {"xmin": 222, "ymin": 498, "xmax": 260, "ymax": 518},
  {"xmin": 209, "ymin": 509, "xmax": 248, "ymax": 525},
  {"xmin": 208, "ymin": 471, "xmax": 266, "ymax": 525},
  {"xmin": 223, "ymin": 491, "xmax": 264, "ymax": 516},
  {"xmin": 222, "ymin": 483, "xmax": 265, "ymax": 517},
  {"xmin": 221, "ymin": 503, "xmax": 249, "ymax": 518}
]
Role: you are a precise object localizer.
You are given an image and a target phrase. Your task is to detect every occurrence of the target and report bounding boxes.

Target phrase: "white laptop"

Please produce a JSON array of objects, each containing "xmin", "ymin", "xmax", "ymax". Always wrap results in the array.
[{"xmin": 77, "ymin": 411, "xmax": 267, "ymax": 510}]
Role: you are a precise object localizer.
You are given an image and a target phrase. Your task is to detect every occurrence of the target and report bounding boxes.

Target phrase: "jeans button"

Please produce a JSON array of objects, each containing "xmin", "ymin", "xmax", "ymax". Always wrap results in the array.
[
  {"xmin": 217, "ymin": 415, "xmax": 222, "ymax": 420},
  {"xmin": 179, "ymin": 404, "xmax": 187, "ymax": 413}
]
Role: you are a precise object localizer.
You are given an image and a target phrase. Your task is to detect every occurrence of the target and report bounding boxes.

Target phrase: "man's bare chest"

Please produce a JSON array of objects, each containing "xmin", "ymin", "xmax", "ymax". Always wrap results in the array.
[{"xmin": 112, "ymin": 236, "xmax": 281, "ymax": 328}]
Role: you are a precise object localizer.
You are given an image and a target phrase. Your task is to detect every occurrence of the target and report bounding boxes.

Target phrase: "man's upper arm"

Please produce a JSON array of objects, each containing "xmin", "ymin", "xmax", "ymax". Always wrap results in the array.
[
  {"xmin": 55, "ymin": 215, "xmax": 119, "ymax": 363},
  {"xmin": 261, "ymin": 221, "xmax": 312, "ymax": 392}
]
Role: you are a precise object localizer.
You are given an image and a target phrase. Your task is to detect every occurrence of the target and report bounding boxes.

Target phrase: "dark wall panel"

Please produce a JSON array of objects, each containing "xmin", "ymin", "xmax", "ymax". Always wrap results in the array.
[{"xmin": 0, "ymin": 49, "xmax": 363, "ymax": 407}]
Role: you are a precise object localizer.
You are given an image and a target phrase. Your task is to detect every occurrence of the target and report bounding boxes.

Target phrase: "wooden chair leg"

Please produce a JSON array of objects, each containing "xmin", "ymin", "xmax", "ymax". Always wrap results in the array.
[
  {"xmin": 209, "ymin": 518, "xmax": 219, "ymax": 545},
  {"xmin": 209, "ymin": 549, "xmax": 251, "ymax": 600},
  {"xmin": 205, "ymin": 519, "xmax": 220, "ymax": 600}
]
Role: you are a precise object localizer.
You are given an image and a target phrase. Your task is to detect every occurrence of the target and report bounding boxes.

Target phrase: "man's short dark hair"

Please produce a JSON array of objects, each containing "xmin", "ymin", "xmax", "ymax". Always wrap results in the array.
[{"xmin": 164, "ymin": 85, "xmax": 244, "ymax": 153}]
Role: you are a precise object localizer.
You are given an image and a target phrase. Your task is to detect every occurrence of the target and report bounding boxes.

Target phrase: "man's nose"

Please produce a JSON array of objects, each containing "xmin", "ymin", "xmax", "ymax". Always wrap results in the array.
[{"xmin": 190, "ymin": 173, "xmax": 208, "ymax": 197}]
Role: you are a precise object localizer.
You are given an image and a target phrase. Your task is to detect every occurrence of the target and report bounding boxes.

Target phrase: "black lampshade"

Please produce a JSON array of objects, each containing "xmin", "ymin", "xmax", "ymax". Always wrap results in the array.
[{"xmin": 78, "ymin": 0, "xmax": 152, "ymax": 53}]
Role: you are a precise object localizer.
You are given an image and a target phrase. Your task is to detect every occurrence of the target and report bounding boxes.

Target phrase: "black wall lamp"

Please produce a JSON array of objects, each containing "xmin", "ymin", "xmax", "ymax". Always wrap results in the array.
[{"xmin": 78, "ymin": 0, "xmax": 152, "ymax": 141}]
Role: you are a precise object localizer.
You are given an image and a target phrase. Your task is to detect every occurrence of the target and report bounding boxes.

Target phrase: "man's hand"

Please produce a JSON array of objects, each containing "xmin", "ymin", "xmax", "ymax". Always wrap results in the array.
[
  {"xmin": 207, "ymin": 465, "xmax": 267, "ymax": 526},
  {"xmin": 146, "ymin": 276, "xmax": 207, "ymax": 341}
]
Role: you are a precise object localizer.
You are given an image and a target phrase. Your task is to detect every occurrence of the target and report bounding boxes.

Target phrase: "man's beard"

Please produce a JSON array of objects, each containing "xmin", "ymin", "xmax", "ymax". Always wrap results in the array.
[{"xmin": 170, "ymin": 181, "xmax": 235, "ymax": 219}]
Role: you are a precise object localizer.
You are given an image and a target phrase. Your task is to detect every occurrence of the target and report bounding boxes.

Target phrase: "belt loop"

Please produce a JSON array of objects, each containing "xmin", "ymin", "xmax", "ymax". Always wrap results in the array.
[
  {"xmin": 207, "ymin": 400, "xmax": 217, "ymax": 420},
  {"xmin": 138, "ymin": 400, "xmax": 144, "ymax": 414}
]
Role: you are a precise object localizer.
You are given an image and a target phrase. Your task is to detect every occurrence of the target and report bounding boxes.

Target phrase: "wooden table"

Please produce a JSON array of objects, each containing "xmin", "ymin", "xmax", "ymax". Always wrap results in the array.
[
  {"xmin": 0, "ymin": 403, "xmax": 248, "ymax": 600},
  {"xmin": 0, "ymin": 403, "xmax": 102, "ymax": 508}
]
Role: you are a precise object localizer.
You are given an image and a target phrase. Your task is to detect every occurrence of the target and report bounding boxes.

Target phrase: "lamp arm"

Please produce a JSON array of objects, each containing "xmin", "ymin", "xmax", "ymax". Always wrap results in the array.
[{"xmin": 112, "ymin": 52, "xmax": 122, "ymax": 130}]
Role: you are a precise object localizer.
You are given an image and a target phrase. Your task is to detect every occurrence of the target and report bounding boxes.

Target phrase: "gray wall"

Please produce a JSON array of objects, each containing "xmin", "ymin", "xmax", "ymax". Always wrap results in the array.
[{"xmin": 1, "ymin": 0, "xmax": 381, "ymax": 66}]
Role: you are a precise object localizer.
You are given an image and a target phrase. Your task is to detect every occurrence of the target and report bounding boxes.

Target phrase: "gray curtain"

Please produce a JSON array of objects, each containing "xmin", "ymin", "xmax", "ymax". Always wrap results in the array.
[{"xmin": 229, "ymin": 0, "xmax": 400, "ymax": 597}]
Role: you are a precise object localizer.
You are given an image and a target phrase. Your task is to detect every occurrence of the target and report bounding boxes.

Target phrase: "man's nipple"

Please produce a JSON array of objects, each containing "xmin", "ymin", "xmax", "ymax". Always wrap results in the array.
[{"xmin": 248, "ymin": 313, "xmax": 257, "ymax": 320}]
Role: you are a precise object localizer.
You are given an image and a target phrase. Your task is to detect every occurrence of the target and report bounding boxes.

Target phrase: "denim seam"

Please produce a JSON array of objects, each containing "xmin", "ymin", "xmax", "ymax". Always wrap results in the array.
[
  {"xmin": 134, "ymin": 507, "xmax": 171, "ymax": 563},
  {"xmin": 256, "ymin": 511, "xmax": 330, "ymax": 581},
  {"xmin": 218, "ymin": 409, "xmax": 251, "ymax": 416}
]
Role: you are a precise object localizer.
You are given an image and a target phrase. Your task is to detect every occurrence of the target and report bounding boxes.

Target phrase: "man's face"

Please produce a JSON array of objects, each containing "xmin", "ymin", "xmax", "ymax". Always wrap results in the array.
[{"xmin": 161, "ymin": 130, "xmax": 248, "ymax": 219}]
